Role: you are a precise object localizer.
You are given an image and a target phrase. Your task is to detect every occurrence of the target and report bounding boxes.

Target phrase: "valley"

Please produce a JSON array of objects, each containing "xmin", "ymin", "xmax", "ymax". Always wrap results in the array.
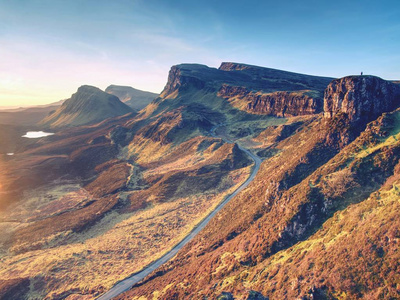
[{"xmin": 98, "ymin": 125, "xmax": 261, "ymax": 300}]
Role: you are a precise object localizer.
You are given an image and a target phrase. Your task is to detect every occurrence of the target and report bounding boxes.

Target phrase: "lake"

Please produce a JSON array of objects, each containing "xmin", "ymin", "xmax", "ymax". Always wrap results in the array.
[{"xmin": 22, "ymin": 131, "xmax": 54, "ymax": 138}]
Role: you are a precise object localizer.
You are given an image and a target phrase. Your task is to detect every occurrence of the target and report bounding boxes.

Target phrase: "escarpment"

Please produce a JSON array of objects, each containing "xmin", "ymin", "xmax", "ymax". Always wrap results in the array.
[
  {"xmin": 322, "ymin": 76, "xmax": 400, "ymax": 148},
  {"xmin": 324, "ymin": 75, "xmax": 400, "ymax": 125},
  {"xmin": 159, "ymin": 62, "xmax": 333, "ymax": 118},
  {"xmin": 218, "ymin": 85, "xmax": 322, "ymax": 116},
  {"xmin": 160, "ymin": 64, "xmax": 212, "ymax": 98}
]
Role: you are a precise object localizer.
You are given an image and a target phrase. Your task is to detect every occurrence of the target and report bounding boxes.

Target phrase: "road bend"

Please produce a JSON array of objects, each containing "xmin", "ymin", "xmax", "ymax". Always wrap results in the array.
[{"xmin": 97, "ymin": 125, "xmax": 261, "ymax": 300}]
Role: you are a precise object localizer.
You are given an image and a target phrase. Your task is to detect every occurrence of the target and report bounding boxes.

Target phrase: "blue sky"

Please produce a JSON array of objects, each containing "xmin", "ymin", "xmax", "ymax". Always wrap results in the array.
[{"xmin": 0, "ymin": 0, "xmax": 399, "ymax": 106}]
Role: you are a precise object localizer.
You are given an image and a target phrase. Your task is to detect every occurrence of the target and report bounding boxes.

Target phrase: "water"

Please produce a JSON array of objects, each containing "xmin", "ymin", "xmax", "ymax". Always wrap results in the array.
[{"xmin": 22, "ymin": 131, "xmax": 54, "ymax": 138}]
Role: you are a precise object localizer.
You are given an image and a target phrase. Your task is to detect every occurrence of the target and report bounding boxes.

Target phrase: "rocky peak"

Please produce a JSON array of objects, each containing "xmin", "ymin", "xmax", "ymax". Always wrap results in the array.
[
  {"xmin": 160, "ymin": 64, "xmax": 209, "ymax": 98},
  {"xmin": 324, "ymin": 76, "xmax": 400, "ymax": 126}
]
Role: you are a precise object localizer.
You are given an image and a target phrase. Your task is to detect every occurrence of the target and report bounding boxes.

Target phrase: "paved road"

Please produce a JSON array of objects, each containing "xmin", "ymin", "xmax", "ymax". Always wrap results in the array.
[{"xmin": 97, "ymin": 126, "xmax": 261, "ymax": 300}]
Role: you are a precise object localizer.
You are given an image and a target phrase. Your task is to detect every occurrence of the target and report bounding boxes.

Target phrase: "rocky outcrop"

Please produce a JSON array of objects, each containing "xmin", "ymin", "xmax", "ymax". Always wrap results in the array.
[
  {"xmin": 160, "ymin": 65, "xmax": 208, "ymax": 98},
  {"xmin": 218, "ymin": 85, "xmax": 322, "ymax": 117},
  {"xmin": 324, "ymin": 76, "xmax": 400, "ymax": 125},
  {"xmin": 160, "ymin": 63, "xmax": 334, "ymax": 113}
]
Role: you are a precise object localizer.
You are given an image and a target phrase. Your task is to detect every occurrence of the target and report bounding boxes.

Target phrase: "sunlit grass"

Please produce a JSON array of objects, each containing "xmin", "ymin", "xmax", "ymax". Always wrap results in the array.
[{"xmin": 0, "ymin": 164, "xmax": 251, "ymax": 299}]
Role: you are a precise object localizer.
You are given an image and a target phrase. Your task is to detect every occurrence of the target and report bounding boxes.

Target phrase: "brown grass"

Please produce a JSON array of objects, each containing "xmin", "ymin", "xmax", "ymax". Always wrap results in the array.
[{"xmin": 0, "ymin": 167, "xmax": 250, "ymax": 299}]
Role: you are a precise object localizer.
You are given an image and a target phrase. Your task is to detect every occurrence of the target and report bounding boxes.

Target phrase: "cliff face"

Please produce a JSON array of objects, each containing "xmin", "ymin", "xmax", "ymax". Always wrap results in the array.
[
  {"xmin": 218, "ymin": 85, "xmax": 322, "ymax": 117},
  {"xmin": 160, "ymin": 65, "xmax": 209, "ymax": 98},
  {"xmin": 324, "ymin": 76, "xmax": 400, "ymax": 125},
  {"xmin": 159, "ymin": 62, "xmax": 333, "ymax": 118}
]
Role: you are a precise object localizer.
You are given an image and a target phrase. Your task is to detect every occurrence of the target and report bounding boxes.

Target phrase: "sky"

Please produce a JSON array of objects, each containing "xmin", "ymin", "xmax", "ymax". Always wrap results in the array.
[{"xmin": 0, "ymin": 0, "xmax": 399, "ymax": 107}]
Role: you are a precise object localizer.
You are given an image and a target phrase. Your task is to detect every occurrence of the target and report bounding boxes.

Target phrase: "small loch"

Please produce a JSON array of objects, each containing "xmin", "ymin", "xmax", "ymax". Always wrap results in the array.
[{"xmin": 22, "ymin": 131, "xmax": 54, "ymax": 138}]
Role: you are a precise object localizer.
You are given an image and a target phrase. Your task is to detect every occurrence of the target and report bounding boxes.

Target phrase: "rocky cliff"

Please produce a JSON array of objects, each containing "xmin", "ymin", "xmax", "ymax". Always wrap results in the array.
[
  {"xmin": 324, "ymin": 75, "xmax": 400, "ymax": 125},
  {"xmin": 159, "ymin": 63, "xmax": 333, "ymax": 118},
  {"xmin": 160, "ymin": 64, "xmax": 212, "ymax": 98},
  {"xmin": 218, "ymin": 84, "xmax": 322, "ymax": 117}
]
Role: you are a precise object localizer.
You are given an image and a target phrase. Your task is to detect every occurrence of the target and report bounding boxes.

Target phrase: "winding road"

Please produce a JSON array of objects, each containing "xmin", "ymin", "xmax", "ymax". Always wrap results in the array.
[{"xmin": 97, "ymin": 125, "xmax": 262, "ymax": 300}]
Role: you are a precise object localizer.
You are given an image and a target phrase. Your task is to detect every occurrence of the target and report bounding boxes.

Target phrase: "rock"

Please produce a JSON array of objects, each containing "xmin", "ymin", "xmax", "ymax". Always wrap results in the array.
[
  {"xmin": 218, "ymin": 85, "xmax": 322, "ymax": 117},
  {"xmin": 324, "ymin": 76, "xmax": 400, "ymax": 126},
  {"xmin": 160, "ymin": 63, "xmax": 334, "ymax": 119},
  {"xmin": 161, "ymin": 65, "xmax": 208, "ymax": 97}
]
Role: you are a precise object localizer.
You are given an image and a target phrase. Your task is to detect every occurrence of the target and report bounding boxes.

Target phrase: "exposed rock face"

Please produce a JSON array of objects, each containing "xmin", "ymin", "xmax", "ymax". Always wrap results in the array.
[
  {"xmin": 39, "ymin": 85, "xmax": 133, "ymax": 129},
  {"xmin": 160, "ymin": 65, "xmax": 208, "ymax": 97},
  {"xmin": 324, "ymin": 76, "xmax": 400, "ymax": 125},
  {"xmin": 218, "ymin": 85, "xmax": 322, "ymax": 117},
  {"xmin": 160, "ymin": 63, "xmax": 333, "ymax": 118}
]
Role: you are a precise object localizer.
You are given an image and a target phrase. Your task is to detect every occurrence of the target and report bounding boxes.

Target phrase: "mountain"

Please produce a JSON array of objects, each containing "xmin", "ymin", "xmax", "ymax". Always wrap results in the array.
[
  {"xmin": 1, "ymin": 63, "xmax": 400, "ymax": 300},
  {"xmin": 156, "ymin": 62, "xmax": 333, "ymax": 117},
  {"xmin": 39, "ymin": 85, "xmax": 133, "ymax": 129},
  {"xmin": 116, "ymin": 75, "xmax": 400, "ymax": 300},
  {"xmin": 105, "ymin": 85, "xmax": 158, "ymax": 111}
]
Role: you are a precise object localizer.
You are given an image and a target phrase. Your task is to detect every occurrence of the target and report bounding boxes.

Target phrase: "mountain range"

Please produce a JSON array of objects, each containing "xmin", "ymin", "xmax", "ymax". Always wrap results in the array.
[{"xmin": 0, "ymin": 62, "xmax": 399, "ymax": 300}]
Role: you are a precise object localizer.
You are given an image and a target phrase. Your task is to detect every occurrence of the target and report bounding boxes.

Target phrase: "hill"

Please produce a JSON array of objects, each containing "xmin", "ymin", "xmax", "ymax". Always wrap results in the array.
[
  {"xmin": 117, "ymin": 75, "xmax": 400, "ymax": 300},
  {"xmin": 39, "ymin": 85, "xmax": 133, "ymax": 129},
  {"xmin": 105, "ymin": 85, "xmax": 158, "ymax": 111}
]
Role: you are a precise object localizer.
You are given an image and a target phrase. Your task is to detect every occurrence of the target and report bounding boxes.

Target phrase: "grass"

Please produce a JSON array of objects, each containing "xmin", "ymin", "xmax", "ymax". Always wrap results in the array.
[
  {"xmin": 356, "ymin": 134, "xmax": 400, "ymax": 159},
  {"xmin": 121, "ymin": 109, "xmax": 400, "ymax": 299},
  {"xmin": 0, "ymin": 152, "xmax": 252, "ymax": 299},
  {"xmin": 246, "ymin": 181, "xmax": 400, "ymax": 298}
]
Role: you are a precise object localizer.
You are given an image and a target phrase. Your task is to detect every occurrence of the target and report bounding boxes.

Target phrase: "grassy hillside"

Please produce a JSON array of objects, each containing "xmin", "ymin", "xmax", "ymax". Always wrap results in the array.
[
  {"xmin": 118, "ymin": 100, "xmax": 400, "ymax": 299},
  {"xmin": 39, "ymin": 85, "xmax": 133, "ymax": 129},
  {"xmin": 105, "ymin": 85, "xmax": 159, "ymax": 111}
]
